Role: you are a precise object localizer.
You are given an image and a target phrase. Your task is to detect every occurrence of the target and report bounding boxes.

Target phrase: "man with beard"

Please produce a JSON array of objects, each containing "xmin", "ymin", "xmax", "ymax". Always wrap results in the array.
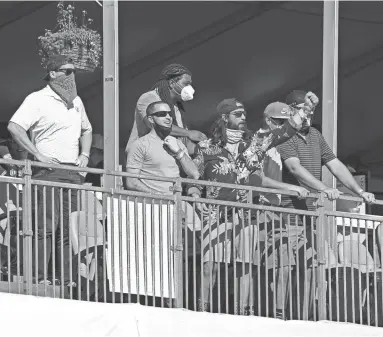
[
  {"xmin": 276, "ymin": 89, "xmax": 375, "ymax": 319},
  {"xmin": 126, "ymin": 64, "xmax": 206, "ymax": 156},
  {"xmin": 126, "ymin": 101, "xmax": 199, "ymax": 193},
  {"xmin": 125, "ymin": 101, "xmax": 199, "ymax": 306},
  {"xmin": 186, "ymin": 98, "xmax": 313, "ymax": 314},
  {"xmin": 8, "ymin": 55, "xmax": 92, "ymax": 287}
]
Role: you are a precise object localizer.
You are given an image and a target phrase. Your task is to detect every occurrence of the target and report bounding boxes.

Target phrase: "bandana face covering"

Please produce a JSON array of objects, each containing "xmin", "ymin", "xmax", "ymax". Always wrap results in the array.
[
  {"xmin": 49, "ymin": 72, "xmax": 77, "ymax": 109},
  {"xmin": 153, "ymin": 124, "xmax": 172, "ymax": 140},
  {"xmin": 226, "ymin": 128, "xmax": 245, "ymax": 144}
]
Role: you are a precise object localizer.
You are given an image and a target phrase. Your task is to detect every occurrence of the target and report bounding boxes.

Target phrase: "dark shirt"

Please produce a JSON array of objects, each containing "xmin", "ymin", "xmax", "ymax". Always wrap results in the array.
[
  {"xmin": 278, "ymin": 127, "xmax": 336, "ymax": 213},
  {"xmin": 85, "ymin": 161, "xmax": 103, "ymax": 187}
]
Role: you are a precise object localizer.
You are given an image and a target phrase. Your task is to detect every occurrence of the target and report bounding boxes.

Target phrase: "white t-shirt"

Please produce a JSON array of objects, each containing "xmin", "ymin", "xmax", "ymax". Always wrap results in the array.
[
  {"xmin": 126, "ymin": 89, "xmax": 184, "ymax": 153},
  {"xmin": 10, "ymin": 85, "xmax": 92, "ymax": 164}
]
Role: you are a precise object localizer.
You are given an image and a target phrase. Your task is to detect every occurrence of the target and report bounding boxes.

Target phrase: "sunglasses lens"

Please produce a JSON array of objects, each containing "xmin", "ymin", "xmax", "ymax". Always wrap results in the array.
[
  {"xmin": 153, "ymin": 111, "xmax": 170, "ymax": 117},
  {"xmin": 234, "ymin": 111, "xmax": 246, "ymax": 117}
]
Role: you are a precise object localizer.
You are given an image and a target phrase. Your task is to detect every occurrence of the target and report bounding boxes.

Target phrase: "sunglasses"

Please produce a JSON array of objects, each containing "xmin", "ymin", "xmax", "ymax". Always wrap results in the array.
[
  {"xmin": 230, "ymin": 110, "xmax": 247, "ymax": 118},
  {"xmin": 57, "ymin": 68, "xmax": 76, "ymax": 76},
  {"xmin": 270, "ymin": 117, "xmax": 286, "ymax": 126},
  {"xmin": 150, "ymin": 111, "xmax": 171, "ymax": 118}
]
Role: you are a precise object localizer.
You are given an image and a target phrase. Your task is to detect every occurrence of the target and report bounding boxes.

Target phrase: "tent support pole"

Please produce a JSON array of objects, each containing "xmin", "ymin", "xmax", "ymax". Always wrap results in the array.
[
  {"xmin": 103, "ymin": 0, "xmax": 119, "ymax": 189},
  {"xmin": 320, "ymin": 0, "xmax": 339, "ymax": 320}
]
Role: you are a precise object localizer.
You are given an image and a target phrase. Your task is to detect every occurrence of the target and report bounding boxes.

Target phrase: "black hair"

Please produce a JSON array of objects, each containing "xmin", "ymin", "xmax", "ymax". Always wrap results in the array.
[{"xmin": 152, "ymin": 64, "xmax": 192, "ymax": 126}]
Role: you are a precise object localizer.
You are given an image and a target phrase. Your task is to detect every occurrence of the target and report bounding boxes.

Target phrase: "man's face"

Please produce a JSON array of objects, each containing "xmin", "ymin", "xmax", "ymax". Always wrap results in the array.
[
  {"xmin": 226, "ymin": 110, "xmax": 247, "ymax": 130},
  {"xmin": 148, "ymin": 103, "xmax": 173, "ymax": 128},
  {"xmin": 171, "ymin": 74, "xmax": 192, "ymax": 93},
  {"xmin": 294, "ymin": 102, "xmax": 312, "ymax": 132},
  {"xmin": 266, "ymin": 117, "xmax": 285, "ymax": 131},
  {"xmin": 50, "ymin": 63, "xmax": 76, "ymax": 80}
]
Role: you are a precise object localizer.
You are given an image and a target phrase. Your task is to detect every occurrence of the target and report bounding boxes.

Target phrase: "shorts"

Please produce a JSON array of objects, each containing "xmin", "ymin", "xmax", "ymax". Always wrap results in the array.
[
  {"xmin": 258, "ymin": 211, "xmax": 336, "ymax": 269},
  {"xmin": 200, "ymin": 212, "xmax": 261, "ymax": 265}
]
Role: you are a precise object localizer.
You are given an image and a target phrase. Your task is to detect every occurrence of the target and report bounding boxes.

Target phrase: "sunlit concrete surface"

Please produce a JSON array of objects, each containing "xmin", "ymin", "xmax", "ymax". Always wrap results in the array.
[{"xmin": 0, "ymin": 293, "xmax": 382, "ymax": 337}]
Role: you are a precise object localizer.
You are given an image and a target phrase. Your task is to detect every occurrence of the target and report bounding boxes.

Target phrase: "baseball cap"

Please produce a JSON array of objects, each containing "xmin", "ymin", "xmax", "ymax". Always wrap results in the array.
[
  {"xmin": 285, "ymin": 90, "xmax": 307, "ymax": 106},
  {"xmin": 264, "ymin": 102, "xmax": 292, "ymax": 119},
  {"xmin": 91, "ymin": 134, "xmax": 104, "ymax": 150},
  {"xmin": 42, "ymin": 55, "xmax": 74, "ymax": 80},
  {"xmin": 217, "ymin": 98, "xmax": 245, "ymax": 115}
]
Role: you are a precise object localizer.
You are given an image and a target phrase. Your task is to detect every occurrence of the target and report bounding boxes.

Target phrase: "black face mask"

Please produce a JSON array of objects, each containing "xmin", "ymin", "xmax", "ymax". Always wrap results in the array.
[{"xmin": 153, "ymin": 124, "xmax": 172, "ymax": 140}]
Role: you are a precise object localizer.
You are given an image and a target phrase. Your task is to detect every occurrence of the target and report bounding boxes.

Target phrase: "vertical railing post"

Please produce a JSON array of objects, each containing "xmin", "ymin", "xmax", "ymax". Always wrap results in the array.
[
  {"xmin": 173, "ymin": 178, "xmax": 184, "ymax": 308},
  {"xmin": 316, "ymin": 193, "xmax": 327, "ymax": 321},
  {"xmin": 22, "ymin": 159, "xmax": 33, "ymax": 295}
]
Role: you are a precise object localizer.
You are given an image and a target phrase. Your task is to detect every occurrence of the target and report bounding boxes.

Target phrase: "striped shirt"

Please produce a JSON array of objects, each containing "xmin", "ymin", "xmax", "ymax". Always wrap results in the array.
[{"xmin": 277, "ymin": 127, "xmax": 336, "ymax": 213}]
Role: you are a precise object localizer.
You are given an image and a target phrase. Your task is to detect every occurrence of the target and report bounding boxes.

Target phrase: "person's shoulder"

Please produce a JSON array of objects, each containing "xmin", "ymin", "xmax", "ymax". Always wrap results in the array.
[
  {"xmin": 25, "ymin": 87, "xmax": 47, "ymax": 101},
  {"xmin": 138, "ymin": 90, "xmax": 159, "ymax": 103}
]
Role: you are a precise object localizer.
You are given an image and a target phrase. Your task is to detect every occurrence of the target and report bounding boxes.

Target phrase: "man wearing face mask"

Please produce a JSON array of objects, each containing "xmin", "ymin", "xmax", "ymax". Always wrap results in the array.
[
  {"xmin": 276, "ymin": 90, "xmax": 375, "ymax": 319},
  {"xmin": 126, "ymin": 101, "xmax": 199, "ymax": 194},
  {"xmin": 8, "ymin": 55, "xmax": 92, "ymax": 287},
  {"xmin": 186, "ymin": 98, "xmax": 312, "ymax": 314},
  {"xmin": 125, "ymin": 64, "xmax": 207, "ymax": 156}
]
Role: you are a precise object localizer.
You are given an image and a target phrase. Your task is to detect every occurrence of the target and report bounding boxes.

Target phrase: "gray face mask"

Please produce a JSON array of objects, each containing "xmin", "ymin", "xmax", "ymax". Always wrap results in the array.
[{"xmin": 49, "ymin": 72, "xmax": 77, "ymax": 109}]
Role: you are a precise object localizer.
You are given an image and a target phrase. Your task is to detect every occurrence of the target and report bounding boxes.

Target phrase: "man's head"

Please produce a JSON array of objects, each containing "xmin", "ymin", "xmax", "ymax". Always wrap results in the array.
[
  {"xmin": 285, "ymin": 90, "xmax": 311, "ymax": 132},
  {"xmin": 152, "ymin": 64, "xmax": 193, "ymax": 127},
  {"xmin": 217, "ymin": 98, "xmax": 247, "ymax": 130},
  {"xmin": 43, "ymin": 55, "xmax": 77, "ymax": 108},
  {"xmin": 263, "ymin": 102, "xmax": 292, "ymax": 131},
  {"xmin": 159, "ymin": 64, "xmax": 194, "ymax": 103},
  {"xmin": 146, "ymin": 101, "xmax": 173, "ymax": 139},
  {"xmin": 43, "ymin": 55, "xmax": 76, "ymax": 81}
]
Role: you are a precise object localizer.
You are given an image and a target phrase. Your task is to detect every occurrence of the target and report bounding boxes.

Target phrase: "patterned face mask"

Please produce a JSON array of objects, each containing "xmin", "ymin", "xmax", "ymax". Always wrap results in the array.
[{"xmin": 49, "ymin": 72, "xmax": 77, "ymax": 109}]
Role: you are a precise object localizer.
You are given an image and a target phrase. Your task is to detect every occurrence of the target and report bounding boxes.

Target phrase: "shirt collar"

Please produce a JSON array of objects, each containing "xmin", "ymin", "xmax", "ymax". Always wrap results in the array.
[{"xmin": 42, "ymin": 85, "xmax": 64, "ymax": 102}]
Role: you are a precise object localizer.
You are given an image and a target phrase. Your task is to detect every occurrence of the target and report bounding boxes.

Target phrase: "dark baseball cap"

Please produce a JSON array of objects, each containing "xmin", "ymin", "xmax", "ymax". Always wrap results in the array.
[
  {"xmin": 285, "ymin": 90, "xmax": 307, "ymax": 106},
  {"xmin": 42, "ymin": 55, "xmax": 74, "ymax": 80},
  {"xmin": 217, "ymin": 98, "xmax": 245, "ymax": 115},
  {"xmin": 264, "ymin": 102, "xmax": 292, "ymax": 119}
]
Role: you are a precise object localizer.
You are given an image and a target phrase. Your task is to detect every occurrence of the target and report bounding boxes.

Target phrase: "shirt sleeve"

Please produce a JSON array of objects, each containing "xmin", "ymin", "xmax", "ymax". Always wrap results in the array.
[
  {"xmin": 126, "ymin": 139, "xmax": 146, "ymax": 170},
  {"xmin": 78, "ymin": 98, "xmax": 92, "ymax": 135},
  {"xmin": 316, "ymin": 128, "xmax": 336, "ymax": 165},
  {"xmin": 10, "ymin": 94, "xmax": 41, "ymax": 131},
  {"xmin": 277, "ymin": 138, "xmax": 299, "ymax": 162}
]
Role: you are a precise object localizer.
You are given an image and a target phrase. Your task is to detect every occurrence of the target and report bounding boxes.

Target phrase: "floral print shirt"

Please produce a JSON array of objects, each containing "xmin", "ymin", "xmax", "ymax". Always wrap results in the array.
[{"xmin": 187, "ymin": 118, "xmax": 301, "ymax": 225}]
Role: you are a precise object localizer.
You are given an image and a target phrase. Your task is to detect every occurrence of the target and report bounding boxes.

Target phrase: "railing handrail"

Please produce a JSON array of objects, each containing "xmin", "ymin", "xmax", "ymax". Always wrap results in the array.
[{"xmin": 1, "ymin": 158, "xmax": 383, "ymax": 206}]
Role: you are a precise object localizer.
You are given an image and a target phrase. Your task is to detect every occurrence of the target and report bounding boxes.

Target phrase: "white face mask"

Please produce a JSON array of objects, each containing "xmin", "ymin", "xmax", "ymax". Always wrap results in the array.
[{"xmin": 174, "ymin": 83, "xmax": 195, "ymax": 101}]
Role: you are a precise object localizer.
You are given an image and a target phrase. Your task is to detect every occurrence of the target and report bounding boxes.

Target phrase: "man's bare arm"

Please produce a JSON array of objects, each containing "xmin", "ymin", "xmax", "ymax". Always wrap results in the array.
[{"xmin": 126, "ymin": 167, "xmax": 157, "ymax": 193}]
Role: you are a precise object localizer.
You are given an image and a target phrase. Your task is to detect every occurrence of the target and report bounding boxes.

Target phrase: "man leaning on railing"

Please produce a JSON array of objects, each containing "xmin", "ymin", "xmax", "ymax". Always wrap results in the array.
[
  {"xmin": 273, "ymin": 89, "xmax": 376, "ymax": 320},
  {"xmin": 7, "ymin": 55, "xmax": 92, "ymax": 288},
  {"xmin": 186, "ymin": 97, "xmax": 313, "ymax": 314}
]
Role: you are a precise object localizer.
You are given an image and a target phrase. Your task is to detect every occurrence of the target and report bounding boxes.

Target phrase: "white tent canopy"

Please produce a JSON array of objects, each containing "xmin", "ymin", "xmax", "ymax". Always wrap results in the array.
[{"xmin": 1, "ymin": 1, "xmax": 383, "ymax": 177}]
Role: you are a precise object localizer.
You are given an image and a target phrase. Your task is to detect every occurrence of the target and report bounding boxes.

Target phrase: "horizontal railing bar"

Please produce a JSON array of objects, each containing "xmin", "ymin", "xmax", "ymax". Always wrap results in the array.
[
  {"xmin": 180, "ymin": 176, "xmax": 320, "ymax": 198},
  {"xmin": 325, "ymin": 210, "xmax": 383, "ymax": 222},
  {"xmin": 0, "ymin": 176, "xmax": 25, "ymax": 184},
  {"xmin": 31, "ymin": 179, "xmax": 174, "ymax": 201},
  {"xmin": 2, "ymin": 158, "xmax": 383, "ymax": 206},
  {"xmin": 0, "ymin": 158, "xmax": 26, "ymax": 166},
  {"xmin": 181, "ymin": 195, "xmax": 319, "ymax": 216}
]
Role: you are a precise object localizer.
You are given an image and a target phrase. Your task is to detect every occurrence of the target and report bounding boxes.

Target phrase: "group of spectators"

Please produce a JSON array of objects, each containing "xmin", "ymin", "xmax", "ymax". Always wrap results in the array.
[{"xmin": 0, "ymin": 54, "xmax": 380, "ymax": 319}]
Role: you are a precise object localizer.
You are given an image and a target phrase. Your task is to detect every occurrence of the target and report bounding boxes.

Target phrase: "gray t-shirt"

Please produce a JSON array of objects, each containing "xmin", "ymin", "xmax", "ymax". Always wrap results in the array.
[
  {"xmin": 126, "ymin": 90, "xmax": 184, "ymax": 153},
  {"xmin": 126, "ymin": 130, "xmax": 188, "ymax": 195}
]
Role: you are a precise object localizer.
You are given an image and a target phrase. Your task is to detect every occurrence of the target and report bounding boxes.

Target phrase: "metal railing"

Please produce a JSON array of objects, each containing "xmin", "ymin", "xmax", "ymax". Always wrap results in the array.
[{"xmin": 0, "ymin": 158, "xmax": 382, "ymax": 327}]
